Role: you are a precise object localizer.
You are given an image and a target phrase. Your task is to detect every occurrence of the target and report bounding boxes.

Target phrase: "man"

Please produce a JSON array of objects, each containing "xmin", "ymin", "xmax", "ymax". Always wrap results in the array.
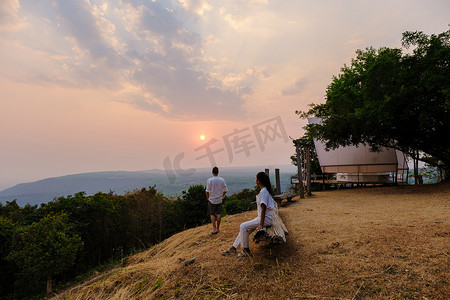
[{"xmin": 206, "ymin": 166, "xmax": 227, "ymax": 235}]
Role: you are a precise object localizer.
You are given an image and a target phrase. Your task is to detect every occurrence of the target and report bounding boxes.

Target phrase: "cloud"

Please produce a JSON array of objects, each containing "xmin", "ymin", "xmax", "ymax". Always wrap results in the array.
[
  {"xmin": 115, "ymin": 0, "xmax": 246, "ymax": 119},
  {"xmin": 2, "ymin": 0, "xmax": 450, "ymax": 122},
  {"xmin": 54, "ymin": 1, "xmax": 125, "ymax": 69},
  {"xmin": 0, "ymin": 0, "xmax": 24, "ymax": 31},
  {"xmin": 178, "ymin": 0, "xmax": 212, "ymax": 16},
  {"xmin": 1, "ymin": 0, "xmax": 248, "ymax": 119},
  {"xmin": 282, "ymin": 78, "xmax": 308, "ymax": 96}
]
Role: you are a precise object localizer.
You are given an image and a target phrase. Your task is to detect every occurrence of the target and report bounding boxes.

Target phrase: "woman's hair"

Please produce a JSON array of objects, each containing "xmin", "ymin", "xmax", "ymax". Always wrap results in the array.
[{"xmin": 256, "ymin": 172, "xmax": 273, "ymax": 195}]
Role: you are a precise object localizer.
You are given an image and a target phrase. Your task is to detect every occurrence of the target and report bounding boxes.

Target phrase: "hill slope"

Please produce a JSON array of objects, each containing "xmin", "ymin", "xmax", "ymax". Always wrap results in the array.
[{"xmin": 52, "ymin": 183, "xmax": 449, "ymax": 299}]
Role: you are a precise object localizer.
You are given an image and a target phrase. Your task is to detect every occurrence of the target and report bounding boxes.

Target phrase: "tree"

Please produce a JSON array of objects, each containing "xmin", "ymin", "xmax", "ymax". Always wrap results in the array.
[
  {"xmin": 0, "ymin": 217, "xmax": 17, "ymax": 297},
  {"xmin": 7, "ymin": 212, "xmax": 83, "ymax": 294},
  {"xmin": 128, "ymin": 187, "xmax": 167, "ymax": 247},
  {"xmin": 298, "ymin": 28, "xmax": 450, "ymax": 180},
  {"xmin": 180, "ymin": 184, "xmax": 209, "ymax": 229}
]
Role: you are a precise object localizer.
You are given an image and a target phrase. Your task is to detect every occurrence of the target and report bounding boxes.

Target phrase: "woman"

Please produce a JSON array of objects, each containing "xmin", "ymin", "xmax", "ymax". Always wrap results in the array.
[{"xmin": 222, "ymin": 171, "xmax": 275, "ymax": 257}]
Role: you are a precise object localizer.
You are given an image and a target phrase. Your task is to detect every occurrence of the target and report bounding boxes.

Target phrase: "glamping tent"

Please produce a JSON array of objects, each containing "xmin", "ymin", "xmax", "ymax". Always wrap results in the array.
[{"xmin": 308, "ymin": 117, "xmax": 409, "ymax": 184}]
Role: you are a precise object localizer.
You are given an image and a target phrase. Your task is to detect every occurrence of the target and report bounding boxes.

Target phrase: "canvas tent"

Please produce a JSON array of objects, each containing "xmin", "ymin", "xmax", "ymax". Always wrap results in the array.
[{"xmin": 308, "ymin": 117, "xmax": 408, "ymax": 183}]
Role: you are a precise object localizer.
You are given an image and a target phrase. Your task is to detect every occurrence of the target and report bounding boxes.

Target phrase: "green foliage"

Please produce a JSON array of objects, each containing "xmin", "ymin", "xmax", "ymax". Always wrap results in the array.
[
  {"xmin": 0, "ymin": 183, "xmax": 260, "ymax": 299},
  {"xmin": 298, "ymin": 28, "xmax": 450, "ymax": 180},
  {"xmin": 127, "ymin": 187, "xmax": 167, "ymax": 246},
  {"xmin": 0, "ymin": 217, "xmax": 15, "ymax": 258},
  {"xmin": 153, "ymin": 278, "xmax": 163, "ymax": 290},
  {"xmin": 43, "ymin": 191, "xmax": 122, "ymax": 266},
  {"xmin": 7, "ymin": 212, "xmax": 83, "ymax": 295},
  {"xmin": 421, "ymin": 155, "xmax": 446, "ymax": 182},
  {"xmin": 179, "ymin": 184, "xmax": 209, "ymax": 228},
  {"xmin": 163, "ymin": 197, "xmax": 186, "ymax": 235},
  {"xmin": 223, "ymin": 188, "xmax": 257, "ymax": 215},
  {"xmin": 0, "ymin": 217, "xmax": 17, "ymax": 297},
  {"xmin": 0, "ymin": 200, "xmax": 22, "ymax": 222}
]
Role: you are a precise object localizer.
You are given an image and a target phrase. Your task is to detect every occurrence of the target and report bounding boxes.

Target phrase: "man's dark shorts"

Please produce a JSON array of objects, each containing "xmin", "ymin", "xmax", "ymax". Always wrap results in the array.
[{"xmin": 208, "ymin": 201, "xmax": 223, "ymax": 215}]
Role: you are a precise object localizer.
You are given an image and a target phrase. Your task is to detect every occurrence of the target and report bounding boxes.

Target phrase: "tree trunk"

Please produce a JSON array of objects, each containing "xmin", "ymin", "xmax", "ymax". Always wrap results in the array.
[{"xmin": 47, "ymin": 275, "xmax": 52, "ymax": 294}]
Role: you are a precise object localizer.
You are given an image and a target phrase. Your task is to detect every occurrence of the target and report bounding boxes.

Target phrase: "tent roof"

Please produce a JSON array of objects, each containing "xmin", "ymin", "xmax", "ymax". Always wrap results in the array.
[{"xmin": 308, "ymin": 117, "xmax": 408, "ymax": 173}]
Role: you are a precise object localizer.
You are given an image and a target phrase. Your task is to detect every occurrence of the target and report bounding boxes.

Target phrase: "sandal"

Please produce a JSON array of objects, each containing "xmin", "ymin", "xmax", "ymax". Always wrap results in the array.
[
  {"xmin": 237, "ymin": 250, "xmax": 253, "ymax": 258},
  {"xmin": 221, "ymin": 248, "xmax": 236, "ymax": 256}
]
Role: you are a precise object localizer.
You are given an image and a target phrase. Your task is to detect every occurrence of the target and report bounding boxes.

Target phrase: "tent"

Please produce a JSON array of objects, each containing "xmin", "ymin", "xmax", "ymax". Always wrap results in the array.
[{"xmin": 308, "ymin": 117, "xmax": 408, "ymax": 183}]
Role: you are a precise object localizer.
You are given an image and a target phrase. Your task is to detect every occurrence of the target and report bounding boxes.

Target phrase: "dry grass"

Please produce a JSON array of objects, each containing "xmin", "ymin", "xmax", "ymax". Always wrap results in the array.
[{"xmin": 52, "ymin": 182, "xmax": 449, "ymax": 299}]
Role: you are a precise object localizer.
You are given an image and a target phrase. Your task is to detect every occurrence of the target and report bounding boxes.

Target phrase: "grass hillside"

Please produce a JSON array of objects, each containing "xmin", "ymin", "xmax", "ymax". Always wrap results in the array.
[{"xmin": 52, "ymin": 183, "xmax": 449, "ymax": 299}]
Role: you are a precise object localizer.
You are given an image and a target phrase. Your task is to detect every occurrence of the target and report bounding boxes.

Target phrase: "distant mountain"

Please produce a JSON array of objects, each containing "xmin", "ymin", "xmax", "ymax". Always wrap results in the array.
[{"xmin": 0, "ymin": 166, "xmax": 297, "ymax": 207}]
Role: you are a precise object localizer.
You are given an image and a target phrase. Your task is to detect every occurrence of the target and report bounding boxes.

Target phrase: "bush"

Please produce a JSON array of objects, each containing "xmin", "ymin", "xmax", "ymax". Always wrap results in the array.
[{"xmin": 223, "ymin": 188, "xmax": 257, "ymax": 215}]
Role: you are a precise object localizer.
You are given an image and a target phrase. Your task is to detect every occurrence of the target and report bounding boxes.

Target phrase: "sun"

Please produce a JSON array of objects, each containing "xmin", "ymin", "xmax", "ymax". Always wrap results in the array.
[{"xmin": 200, "ymin": 135, "xmax": 206, "ymax": 140}]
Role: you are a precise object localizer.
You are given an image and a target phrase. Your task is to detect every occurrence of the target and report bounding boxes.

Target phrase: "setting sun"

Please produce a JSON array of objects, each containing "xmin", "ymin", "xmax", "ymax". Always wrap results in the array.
[{"xmin": 200, "ymin": 135, "xmax": 205, "ymax": 140}]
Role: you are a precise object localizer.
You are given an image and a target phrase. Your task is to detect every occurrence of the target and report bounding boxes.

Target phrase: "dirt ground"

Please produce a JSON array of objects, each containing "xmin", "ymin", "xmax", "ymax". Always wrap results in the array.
[
  {"xmin": 53, "ymin": 182, "xmax": 449, "ymax": 300},
  {"xmin": 279, "ymin": 183, "xmax": 449, "ymax": 299}
]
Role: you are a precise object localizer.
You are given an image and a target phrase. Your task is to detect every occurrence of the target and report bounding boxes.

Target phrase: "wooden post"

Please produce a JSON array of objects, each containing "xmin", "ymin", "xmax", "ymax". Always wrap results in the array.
[
  {"xmin": 305, "ymin": 144, "xmax": 312, "ymax": 196},
  {"xmin": 413, "ymin": 150, "xmax": 419, "ymax": 185},
  {"xmin": 294, "ymin": 140, "xmax": 304, "ymax": 199},
  {"xmin": 275, "ymin": 168, "xmax": 281, "ymax": 195}
]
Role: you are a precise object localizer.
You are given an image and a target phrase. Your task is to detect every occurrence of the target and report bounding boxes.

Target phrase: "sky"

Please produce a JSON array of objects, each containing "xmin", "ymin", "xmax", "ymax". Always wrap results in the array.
[{"xmin": 0, "ymin": 0, "xmax": 449, "ymax": 190}]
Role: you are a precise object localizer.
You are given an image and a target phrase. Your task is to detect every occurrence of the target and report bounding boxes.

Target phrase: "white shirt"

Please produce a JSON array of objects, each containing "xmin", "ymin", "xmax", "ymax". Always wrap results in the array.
[
  {"xmin": 256, "ymin": 187, "xmax": 275, "ymax": 222},
  {"xmin": 206, "ymin": 176, "xmax": 228, "ymax": 204}
]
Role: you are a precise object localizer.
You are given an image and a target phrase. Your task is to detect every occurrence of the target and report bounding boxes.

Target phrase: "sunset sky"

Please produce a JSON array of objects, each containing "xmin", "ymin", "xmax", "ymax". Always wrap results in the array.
[{"xmin": 1, "ymin": 0, "xmax": 449, "ymax": 190}]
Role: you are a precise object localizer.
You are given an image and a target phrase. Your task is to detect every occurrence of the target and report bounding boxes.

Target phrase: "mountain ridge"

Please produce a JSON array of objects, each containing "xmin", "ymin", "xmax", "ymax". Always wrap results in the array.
[{"xmin": 0, "ymin": 165, "xmax": 297, "ymax": 207}]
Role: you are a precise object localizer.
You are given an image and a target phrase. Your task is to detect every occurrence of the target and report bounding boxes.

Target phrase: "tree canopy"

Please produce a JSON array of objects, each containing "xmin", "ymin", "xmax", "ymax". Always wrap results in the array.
[
  {"xmin": 7, "ymin": 212, "xmax": 83, "ymax": 293},
  {"xmin": 0, "ymin": 183, "xmax": 260, "ymax": 298},
  {"xmin": 298, "ymin": 28, "xmax": 450, "ymax": 179}
]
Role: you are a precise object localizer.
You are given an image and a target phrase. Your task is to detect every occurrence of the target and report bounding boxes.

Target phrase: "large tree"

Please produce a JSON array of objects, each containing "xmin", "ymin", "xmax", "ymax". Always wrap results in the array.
[
  {"xmin": 7, "ymin": 212, "xmax": 83, "ymax": 294},
  {"xmin": 298, "ymin": 28, "xmax": 450, "ymax": 179}
]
